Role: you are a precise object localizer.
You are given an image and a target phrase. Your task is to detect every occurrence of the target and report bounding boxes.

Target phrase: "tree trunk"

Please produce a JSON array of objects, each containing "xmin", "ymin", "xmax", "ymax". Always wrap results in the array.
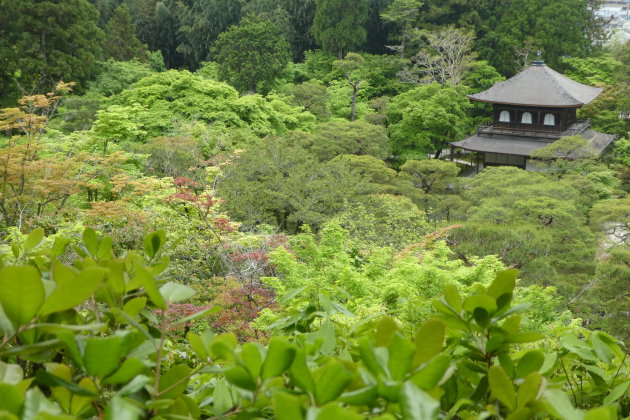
[
  {"xmin": 434, "ymin": 148, "xmax": 442, "ymax": 159},
  {"xmin": 350, "ymin": 84, "xmax": 358, "ymax": 121}
]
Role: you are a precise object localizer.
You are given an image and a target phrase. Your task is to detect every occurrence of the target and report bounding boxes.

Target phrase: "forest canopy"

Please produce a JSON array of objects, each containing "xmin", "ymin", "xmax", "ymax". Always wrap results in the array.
[{"xmin": 0, "ymin": 0, "xmax": 629, "ymax": 418}]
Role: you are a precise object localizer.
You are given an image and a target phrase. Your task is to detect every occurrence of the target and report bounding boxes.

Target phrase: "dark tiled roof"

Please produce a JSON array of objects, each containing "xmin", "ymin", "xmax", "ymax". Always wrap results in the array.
[
  {"xmin": 451, "ymin": 129, "xmax": 616, "ymax": 158},
  {"xmin": 468, "ymin": 64, "xmax": 603, "ymax": 107}
]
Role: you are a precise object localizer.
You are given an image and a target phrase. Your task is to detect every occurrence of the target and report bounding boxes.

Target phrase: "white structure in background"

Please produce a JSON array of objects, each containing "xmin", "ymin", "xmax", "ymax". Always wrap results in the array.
[{"xmin": 597, "ymin": 1, "xmax": 630, "ymax": 40}]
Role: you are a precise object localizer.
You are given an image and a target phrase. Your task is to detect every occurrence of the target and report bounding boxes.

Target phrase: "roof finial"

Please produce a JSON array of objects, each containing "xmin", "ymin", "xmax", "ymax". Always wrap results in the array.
[{"xmin": 532, "ymin": 50, "xmax": 545, "ymax": 66}]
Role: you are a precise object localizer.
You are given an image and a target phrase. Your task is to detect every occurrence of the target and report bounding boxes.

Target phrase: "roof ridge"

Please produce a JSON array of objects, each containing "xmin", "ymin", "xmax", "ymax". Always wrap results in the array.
[{"xmin": 540, "ymin": 66, "xmax": 584, "ymax": 105}]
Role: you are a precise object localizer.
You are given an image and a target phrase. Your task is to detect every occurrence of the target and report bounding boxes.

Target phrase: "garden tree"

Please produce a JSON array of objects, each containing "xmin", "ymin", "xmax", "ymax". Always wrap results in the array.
[
  {"xmin": 296, "ymin": 120, "xmax": 390, "ymax": 161},
  {"xmin": 530, "ymin": 135, "xmax": 599, "ymax": 161},
  {"xmin": 212, "ymin": 15, "xmax": 291, "ymax": 93},
  {"xmin": 380, "ymin": 0, "xmax": 423, "ymax": 58},
  {"xmin": 616, "ymin": 39, "xmax": 630, "ymax": 83},
  {"xmin": 387, "ymin": 83, "xmax": 472, "ymax": 160},
  {"xmin": 461, "ymin": 60, "xmax": 505, "ymax": 93},
  {"xmin": 589, "ymin": 198, "xmax": 630, "ymax": 246},
  {"xmin": 0, "ymin": 83, "xmax": 109, "ymax": 229},
  {"xmin": 402, "ymin": 26, "xmax": 476, "ymax": 85},
  {"xmin": 177, "ymin": 0, "xmax": 243, "ymax": 69},
  {"xmin": 101, "ymin": 70, "xmax": 315, "ymax": 141},
  {"xmin": 449, "ymin": 166, "xmax": 598, "ymax": 294},
  {"xmin": 1, "ymin": 229, "xmax": 628, "ymax": 419},
  {"xmin": 312, "ymin": 0, "xmax": 370, "ymax": 58},
  {"xmin": 91, "ymin": 104, "xmax": 148, "ymax": 154},
  {"xmin": 475, "ymin": 0, "xmax": 607, "ymax": 75},
  {"xmin": 0, "ymin": 0, "xmax": 103, "ymax": 98},
  {"xmin": 286, "ymin": 80, "xmax": 331, "ymax": 121},
  {"xmin": 399, "ymin": 159, "xmax": 460, "ymax": 194},
  {"xmin": 561, "ymin": 54, "xmax": 622, "ymax": 86},
  {"xmin": 102, "ymin": 4, "xmax": 149, "ymax": 61},
  {"xmin": 332, "ymin": 53, "xmax": 365, "ymax": 121},
  {"xmin": 217, "ymin": 137, "xmax": 376, "ymax": 232},
  {"xmin": 580, "ymin": 245, "xmax": 630, "ymax": 342},
  {"xmin": 241, "ymin": 2, "xmax": 299, "ymax": 59},
  {"xmin": 88, "ymin": 0, "xmax": 122, "ymax": 26},
  {"xmin": 330, "ymin": 154, "xmax": 418, "ymax": 199},
  {"xmin": 334, "ymin": 194, "xmax": 430, "ymax": 249},
  {"xmin": 357, "ymin": 53, "xmax": 409, "ymax": 98},
  {"xmin": 87, "ymin": 59, "xmax": 154, "ymax": 97},
  {"xmin": 141, "ymin": 136, "xmax": 204, "ymax": 180}
]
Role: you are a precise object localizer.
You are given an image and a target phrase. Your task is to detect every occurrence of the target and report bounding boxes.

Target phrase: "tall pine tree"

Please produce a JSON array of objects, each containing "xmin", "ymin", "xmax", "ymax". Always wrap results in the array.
[{"xmin": 103, "ymin": 4, "xmax": 148, "ymax": 61}]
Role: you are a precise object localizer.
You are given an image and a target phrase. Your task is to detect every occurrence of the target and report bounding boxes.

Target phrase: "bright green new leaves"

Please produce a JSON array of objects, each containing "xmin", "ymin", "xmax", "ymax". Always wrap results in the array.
[
  {"xmin": 261, "ymin": 338, "xmax": 296, "ymax": 380},
  {"xmin": 0, "ymin": 266, "xmax": 44, "ymax": 327},
  {"xmin": 400, "ymin": 382, "xmax": 440, "ymax": 420},
  {"xmin": 39, "ymin": 267, "xmax": 107, "ymax": 316},
  {"xmin": 314, "ymin": 361, "xmax": 353, "ymax": 405},
  {"xmin": 84, "ymin": 334, "xmax": 130, "ymax": 378},
  {"xmin": 489, "ymin": 366, "xmax": 517, "ymax": 409},
  {"xmin": 413, "ymin": 320, "xmax": 445, "ymax": 366}
]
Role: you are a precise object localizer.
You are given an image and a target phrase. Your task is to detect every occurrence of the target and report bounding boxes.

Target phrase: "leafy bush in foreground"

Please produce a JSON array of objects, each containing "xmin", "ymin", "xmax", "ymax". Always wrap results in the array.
[{"xmin": 0, "ymin": 229, "xmax": 628, "ymax": 419}]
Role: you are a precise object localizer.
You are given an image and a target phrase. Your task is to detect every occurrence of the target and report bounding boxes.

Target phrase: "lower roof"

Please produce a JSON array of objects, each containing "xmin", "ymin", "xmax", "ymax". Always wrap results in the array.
[{"xmin": 450, "ymin": 129, "xmax": 616, "ymax": 158}]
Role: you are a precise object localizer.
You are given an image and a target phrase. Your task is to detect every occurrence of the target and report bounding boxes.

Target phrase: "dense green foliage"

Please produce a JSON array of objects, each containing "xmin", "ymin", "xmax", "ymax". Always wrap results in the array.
[{"xmin": 1, "ymin": 2, "xmax": 629, "ymax": 418}]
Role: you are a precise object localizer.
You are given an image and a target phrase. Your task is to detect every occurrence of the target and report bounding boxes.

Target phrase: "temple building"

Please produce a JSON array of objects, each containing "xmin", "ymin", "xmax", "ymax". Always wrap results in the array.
[{"xmin": 450, "ymin": 60, "xmax": 617, "ymax": 170}]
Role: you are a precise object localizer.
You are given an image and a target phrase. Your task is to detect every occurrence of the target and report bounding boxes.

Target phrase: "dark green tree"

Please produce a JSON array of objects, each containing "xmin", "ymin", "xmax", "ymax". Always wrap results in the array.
[
  {"xmin": 212, "ymin": 15, "xmax": 291, "ymax": 93},
  {"xmin": 312, "ymin": 0, "xmax": 370, "ymax": 57},
  {"xmin": 177, "ymin": 0, "xmax": 242, "ymax": 69},
  {"xmin": 103, "ymin": 4, "xmax": 148, "ymax": 61},
  {"xmin": 0, "ymin": 0, "xmax": 104, "ymax": 99}
]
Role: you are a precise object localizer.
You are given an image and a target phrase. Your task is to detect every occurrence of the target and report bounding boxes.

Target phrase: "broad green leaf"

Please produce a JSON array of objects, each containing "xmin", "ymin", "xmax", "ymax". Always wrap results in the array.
[
  {"xmin": 559, "ymin": 335, "xmax": 596, "ymax": 361},
  {"xmin": 487, "ymin": 269, "xmax": 518, "ymax": 299},
  {"xmin": 315, "ymin": 402, "xmax": 364, "ymax": 420},
  {"xmin": 24, "ymin": 228, "xmax": 45, "ymax": 251},
  {"xmin": 97, "ymin": 236, "xmax": 113, "ymax": 260},
  {"xmin": 158, "ymin": 364, "xmax": 192, "ymax": 398},
  {"xmin": 0, "ymin": 362, "xmax": 23, "ymax": 384},
  {"xmin": 399, "ymin": 382, "xmax": 440, "ymax": 420},
  {"xmin": 289, "ymin": 349, "xmax": 315, "ymax": 394},
  {"xmin": 84, "ymin": 335, "xmax": 127, "ymax": 378},
  {"xmin": 70, "ymin": 377, "xmax": 98, "ymax": 415},
  {"xmin": 413, "ymin": 319, "xmax": 445, "ymax": 367},
  {"xmin": 388, "ymin": 333, "xmax": 415, "ymax": 380},
  {"xmin": 358, "ymin": 337, "xmax": 384, "ymax": 377},
  {"xmin": 443, "ymin": 284, "xmax": 462, "ymax": 312},
  {"xmin": 603, "ymin": 380, "xmax": 629, "ymax": 406},
  {"xmin": 135, "ymin": 265, "xmax": 166, "ymax": 310},
  {"xmin": 584, "ymin": 407, "xmax": 612, "ymax": 420},
  {"xmin": 489, "ymin": 366, "xmax": 516, "ymax": 409},
  {"xmin": 121, "ymin": 297, "xmax": 147, "ymax": 320},
  {"xmin": 144, "ymin": 230, "xmax": 166, "ymax": 258},
  {"xmin": 473, "ymin": 307, "xmax": 490, "ymax": 328},
  {"xmin": 39, "ymin": 267, "xmax": 107, "ymax": 316},
  {"xmin": 103, "ymin": 358, "xmax": 147, "ymax": 385},
  {"xmin": 0, "ymin": 303, "xmax": 15, "ymax": 335},
  {"xmin": 517, "ymin": 372, "xmax": 542, "ymax": 408},
  {"xmin": 187, "ymin": 332, "xmax": 207, "ymax": 361},
  {"xmin": 116, "ymin": 375, "xmax": 151, "ymax": 397},
  {"xmin": 0, "ymin": 383, "xmax": 24, "ymax": 414},
  {"xmin": 463, "ymin": 294, "xmax": 497, "ymax": 314},
  {"xmin": 589, "ymin": 333, "xmax": 613, "ymax": 365},
  {"xmin": 212, "ymin": 379, "xmax": 233, "ymax": 416},
  {"xmin": 409, "ymin": 354, "xmax": 451, "ymax": 390},
  {"xmin": 240, "ymin": 342, "xmax": 263, "ymax": 379},
  {"xmin": 0, "ymin": 265, "xmax": 44, "ymax": 326},
  {"xmin": 279, "ymin": 286, "xmax": 309, "ymax": 304},
  {"xmin": 274, "ymin": 391, "xmax": 304, "ymax": 420},
  {"xmin": 339, "ymin": 386, "xmax": 378, "ymax": 406},
  {"xmin": 261, "ymin": 337, "xmax": 296, "ymax": 379},
  {"xmin": 159, "ymin": 282, "xmax": 195, "ymax": 303},
  {"xmin": 317, "ymin": 319, "xmax": 337, "ymax": 355},
  {"xmin": 23, "ymin": 388, "xmax": 64, "ymax": 420},
  {"xmin": 51, "ymin": 237, "xmax": 71, "ymax": 258},
  {"xmin": 36, "ymin": 369, "xmax": 97, "ymax": 397},
  {"xmin": 516, "ymin": 350, "xmax": 544, "ymax": 378},
  {"xmin": 225, "ymin": 366, "xmax": 256, "ymax": 391},
  {"xmin": 544, "ymin": 389, "xmax": 584, "ymax": 420},
  {"xmin": 104, "ymin": 396, "xmax": 143, "ymax": 420},
  {"xmin": 82, "ymin": 228, "xmax": 99, "ymax": 256},
  {"xmin": 375, "ymin": 316, "xmax": 398, "ymax": 346},
  {"xmin": 314, "ymin": 361, "xmax": 353, "ymax": 405}
]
